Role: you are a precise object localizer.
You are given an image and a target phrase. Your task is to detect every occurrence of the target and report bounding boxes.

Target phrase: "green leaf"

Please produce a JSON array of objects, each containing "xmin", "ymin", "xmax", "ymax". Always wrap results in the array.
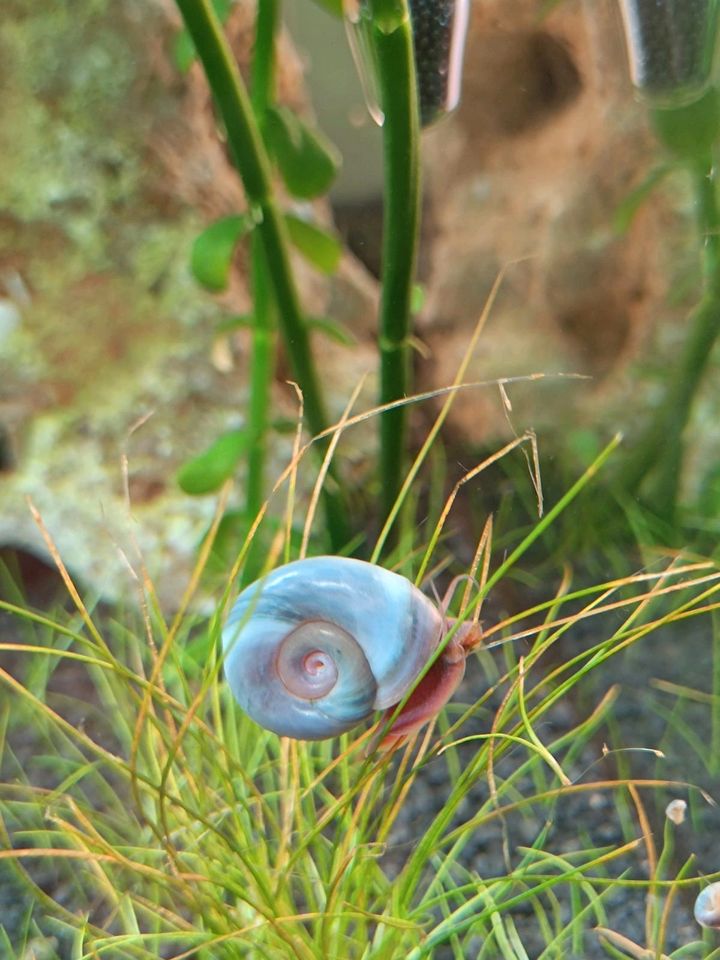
[
  {"xmin": 613, "ymin": 164, "xmax": 674, "ymax": 234},
  {"xmin": 306, "ymin": 315, "xmax": 357, "ymax": 346},
  {"xmin": 285, "ymin": 214, "xmax": 342, "ymax": 274},
  {"xmin": 191, "ymin": 215, "xmax": 254, "ymax": 292},
  {"xmin": 177, "ymin": 430, "xmax": 248, "ymax": 495},
  {"xmin": 265, "ymin": 106, "xmax": 341, "ymax": 199}
]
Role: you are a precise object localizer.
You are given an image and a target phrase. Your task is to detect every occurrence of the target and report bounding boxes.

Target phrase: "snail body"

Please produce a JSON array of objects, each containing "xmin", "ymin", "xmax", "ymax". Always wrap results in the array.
[{"xmin": 222, "ymin": 556, "xmax": 453, "ymax": 741}]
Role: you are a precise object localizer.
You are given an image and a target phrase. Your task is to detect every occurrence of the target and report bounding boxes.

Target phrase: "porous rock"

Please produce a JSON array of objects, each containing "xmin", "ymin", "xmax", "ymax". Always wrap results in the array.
[
  {"xmin": 418, "ymin": 0, "xmax": 699, "ymax": 461},
  {"xmin": 0, "ymin": 0, "xmax": 377, "ymax": 607}
]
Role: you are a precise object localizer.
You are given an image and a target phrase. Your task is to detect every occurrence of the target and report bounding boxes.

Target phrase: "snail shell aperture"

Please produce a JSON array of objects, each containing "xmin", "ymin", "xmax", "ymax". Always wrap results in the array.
[{"xmin": 222, "ymin": 556, "xmax": 445, "ymax": 740}]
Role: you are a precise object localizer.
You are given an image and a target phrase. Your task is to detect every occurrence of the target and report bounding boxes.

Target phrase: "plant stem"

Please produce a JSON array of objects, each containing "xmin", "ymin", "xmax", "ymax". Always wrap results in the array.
[
  {"xmin": 621, "ymin": 153, "xmax": 720, "ymax": 519},
  {"xmin": 651, "ymin": 157, "xmax": 720, "ymax": 516},
  {"xmin": 368, "ymin": 0, "xmax": 421, "ymax": 528},
  {"xmin": 250, "ymin": 0, "xmax": 279, "ymax": 121},
  {"xmin": 243, "ymin": 0, "xmax": 279, "ymax": 583},
  {"xmin": 244, "ymin": 240, "xmax": 275, "ymax": 583},
  {"xmin": 175, "ymin": 0, "xmax": 349, "ymax": 549}
]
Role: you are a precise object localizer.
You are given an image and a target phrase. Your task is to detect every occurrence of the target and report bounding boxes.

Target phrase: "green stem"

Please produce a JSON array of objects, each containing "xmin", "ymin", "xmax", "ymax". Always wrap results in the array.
[
  {"xmin": 621, "ymin": 153, "xmax": 720, "ymax": 519},
  {"xmin": 243, "ymin": 0, "xmax": 279, "ymax": 584},
  {"xmin": 175, "ymin": 0, "xmax": 349, "ymax": 549},
  {"xmin": 243, "ymin": 241, "xmax": 276, "ymax": 583},
  {"xmin": 368, "ymin": 0, "xmax": 421, "ymax": 528},
  {"xmin": 250, "ymin": 0, "xmax": 279, "ymax": 121}
]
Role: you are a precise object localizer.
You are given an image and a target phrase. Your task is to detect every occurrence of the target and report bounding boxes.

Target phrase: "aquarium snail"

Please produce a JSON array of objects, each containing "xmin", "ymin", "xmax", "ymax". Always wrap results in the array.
[
  {"xmin": 222, "ymin": 556, "xmax": 481, "ymax": 746},
  {"xmin": 694, "ymin": 882, "xmax": 720, "ymax": 928}
]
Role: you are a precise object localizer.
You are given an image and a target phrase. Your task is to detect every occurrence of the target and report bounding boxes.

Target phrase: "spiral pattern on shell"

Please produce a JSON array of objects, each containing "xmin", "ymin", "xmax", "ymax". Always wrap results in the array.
[{"xmin": 222, "ymin": 556, "xmax": 444, "ymax": 739}]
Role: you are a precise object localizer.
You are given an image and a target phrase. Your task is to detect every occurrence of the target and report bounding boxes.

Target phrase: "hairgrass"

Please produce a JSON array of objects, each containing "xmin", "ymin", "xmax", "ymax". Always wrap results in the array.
[
  {"xmin": 0, "ymin": 258, "xmax": 717, "ymax": 960},
  {"xmin": 1, "ymin": 386, "xmax": 720, "ymax": 958}
]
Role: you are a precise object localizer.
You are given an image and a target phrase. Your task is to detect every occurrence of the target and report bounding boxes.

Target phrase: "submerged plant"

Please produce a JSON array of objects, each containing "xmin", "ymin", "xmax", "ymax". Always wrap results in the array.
[
  {"xmin": 174, "ymin": 0, "xmax": 472, "ymax": 550},
  {"xmin": 6, "ymin": 2, "xmax": 720, "ymax": 956},
  {"xmin": 175, "ymin": 0, "xmax": 348, "ymax": 553},
  {"xmin": 1, "ymin": 421, "xmax": 719, "ymax": 957}
]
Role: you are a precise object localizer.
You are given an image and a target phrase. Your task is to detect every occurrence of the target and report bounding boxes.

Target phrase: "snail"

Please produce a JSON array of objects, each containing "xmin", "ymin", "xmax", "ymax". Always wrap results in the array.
[
  {"xmin": 221, "ymin": 556, "xmax": 480, "ymax": 746},
  {"xmin": 694, "ymin": 881, "xmax": 720, "ymax": 928}
]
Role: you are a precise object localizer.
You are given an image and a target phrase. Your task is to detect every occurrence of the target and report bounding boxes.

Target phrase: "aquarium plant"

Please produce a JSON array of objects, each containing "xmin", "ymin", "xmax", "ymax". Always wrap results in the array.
[{"xmin": 3, "ymin": 2, "xmax": 720, "ymax": 958}]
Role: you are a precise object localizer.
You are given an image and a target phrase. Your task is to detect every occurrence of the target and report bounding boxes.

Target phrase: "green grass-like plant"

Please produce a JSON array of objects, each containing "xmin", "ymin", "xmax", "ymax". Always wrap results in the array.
[
  {"xmin": 2, "ymin": 417, "xmax": 720, "ymax": 958},
  {"xmin": 6, "ymin": 4, "xmax": 720, "ymax": 958}
]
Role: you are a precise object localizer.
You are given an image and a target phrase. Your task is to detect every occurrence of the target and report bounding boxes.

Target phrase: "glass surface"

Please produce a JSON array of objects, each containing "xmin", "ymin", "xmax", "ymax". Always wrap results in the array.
[
  {"xmin": 344, "ymin": 0, "xmax": 470, "ymax": 126},
  {"xmin": 344, "ymin": 0, "xmax": 384, "ymax": 125},
  {"xmin": 409, "ymin": 0, "xmax": 470, "ymax": 125},
  {"xmin": 618, "ymin": 0, "xmax": 720, "ymax": 104}
]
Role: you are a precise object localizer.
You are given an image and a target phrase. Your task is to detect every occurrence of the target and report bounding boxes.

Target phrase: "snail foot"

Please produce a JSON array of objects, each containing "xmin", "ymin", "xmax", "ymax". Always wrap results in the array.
[
  {"xmin": 375, "ymin": 640, "xmax": 467, "ymax": 752},
  {"xmin": 455, "ymin": 621, "xmax": 483, "ymax": 652}
]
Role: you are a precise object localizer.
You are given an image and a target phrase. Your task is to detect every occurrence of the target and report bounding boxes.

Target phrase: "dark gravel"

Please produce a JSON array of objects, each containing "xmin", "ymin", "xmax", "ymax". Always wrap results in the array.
[{"xmin": 2, "ymin": 559, "xmax": 719, "ymax": 958}]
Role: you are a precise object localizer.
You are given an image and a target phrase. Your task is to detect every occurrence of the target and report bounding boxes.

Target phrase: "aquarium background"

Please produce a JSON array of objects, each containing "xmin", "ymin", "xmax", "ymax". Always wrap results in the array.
[{"xmin": 3, "ymin": 1, "xmax": 720, "ymax": 957}]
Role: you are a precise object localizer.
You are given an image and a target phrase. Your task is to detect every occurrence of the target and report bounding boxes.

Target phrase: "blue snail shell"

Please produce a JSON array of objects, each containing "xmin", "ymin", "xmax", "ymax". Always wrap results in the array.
[
  {"xmin": 695, "ymin": 881, "xmax": 720, "ymax": 928},
  {"xmin": 222, "ymin": 556, "xmax": 443, "ymax": 740}
]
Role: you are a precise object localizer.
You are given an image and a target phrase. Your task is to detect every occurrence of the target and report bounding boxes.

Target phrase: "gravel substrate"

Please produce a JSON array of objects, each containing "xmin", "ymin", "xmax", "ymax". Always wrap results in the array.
[{"xmin": 1, "ymin": 570, "xmax": 719, "ymax": 958}]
